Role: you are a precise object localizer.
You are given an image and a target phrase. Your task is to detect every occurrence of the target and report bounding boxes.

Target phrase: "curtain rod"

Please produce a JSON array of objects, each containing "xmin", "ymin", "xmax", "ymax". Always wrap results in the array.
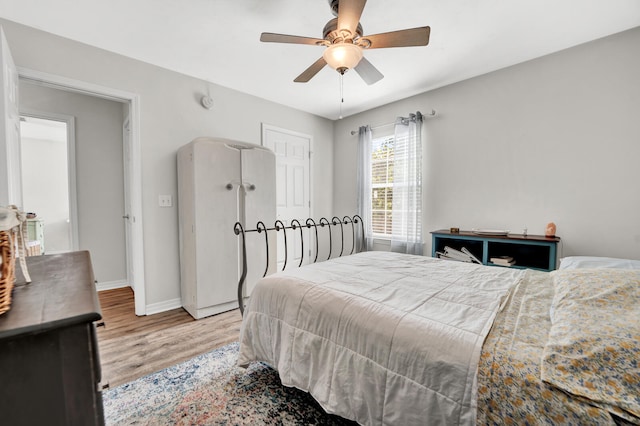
[{"xmin": 349, "ymin": 109, "xmax": 436, "ymax": 135}]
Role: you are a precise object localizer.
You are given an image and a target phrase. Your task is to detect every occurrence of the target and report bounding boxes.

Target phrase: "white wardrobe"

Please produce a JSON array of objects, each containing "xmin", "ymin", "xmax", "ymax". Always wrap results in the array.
[{"xmin": 177, "ymin": 137, "xmax": 276, "ymax": 319}]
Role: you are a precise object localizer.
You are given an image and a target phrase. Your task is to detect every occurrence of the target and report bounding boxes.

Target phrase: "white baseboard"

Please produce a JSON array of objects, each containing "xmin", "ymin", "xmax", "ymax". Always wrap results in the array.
[
  {"xmin": 96, "ymin": 279, "xmax": 128, "ymax": 292},
  {"xmin": 145, "ymin": 298, "xmax": 182, "ymax": 315}
]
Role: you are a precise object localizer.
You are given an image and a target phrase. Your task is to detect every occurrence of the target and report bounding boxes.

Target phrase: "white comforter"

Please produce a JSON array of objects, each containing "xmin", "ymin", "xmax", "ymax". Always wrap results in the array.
[{"xmin": 238, "ymin": 251, "xmax": 524, "ymax": 425}]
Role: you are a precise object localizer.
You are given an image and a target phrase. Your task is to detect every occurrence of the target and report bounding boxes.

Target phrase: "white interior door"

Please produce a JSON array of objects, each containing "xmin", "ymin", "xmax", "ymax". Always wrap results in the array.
[
  {"xmin": 122, "ymin": 117, "xmax": 135, "ymax": 290},
  {"xmin": 262, "ymin": 124, "xmax": 311, "ymax": 270},
  {"xmin": 0, "ymin": 27, "xmax": 22, "ymax": 208}
]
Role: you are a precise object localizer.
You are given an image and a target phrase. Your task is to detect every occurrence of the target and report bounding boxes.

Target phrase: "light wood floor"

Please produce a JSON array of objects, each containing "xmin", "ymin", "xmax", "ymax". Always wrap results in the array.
[{"xmin": 96, "ymin": 287, "xmax": 242, "ymax": 388}]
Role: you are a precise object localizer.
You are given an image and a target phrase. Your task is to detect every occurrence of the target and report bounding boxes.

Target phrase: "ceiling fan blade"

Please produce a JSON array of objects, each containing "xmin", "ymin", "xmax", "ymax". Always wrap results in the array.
[
  {"xmin": 363, "ymin": 26, "xmax": 430, "ymax": 49},
  {"xmin": 260, "ymin": 32, "xmax": 326, "ymax": 46},
  {"xmin": 294, "ymin": 57, "xmax": 327, "ymax": 83},
  {"xmin": 354, "ymin": 57, "xmax": 383, "ymax": 85},
  {"xmin": 337, "ymin": 0, "xmax": 367, "ymax": 38}
]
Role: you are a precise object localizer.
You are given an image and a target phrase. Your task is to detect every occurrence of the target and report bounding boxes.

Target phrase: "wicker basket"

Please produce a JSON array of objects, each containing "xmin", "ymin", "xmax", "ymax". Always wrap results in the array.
[{"xmin": 0, "ymin": 230, "xmax": 15, "ymax": 315}]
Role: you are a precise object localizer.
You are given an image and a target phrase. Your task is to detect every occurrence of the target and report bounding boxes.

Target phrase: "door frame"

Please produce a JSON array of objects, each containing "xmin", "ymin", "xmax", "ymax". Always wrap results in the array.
[
  {"xmin": 19, "ymin": 108, "xmax": 80, "ymax": 252},
  {"xmin": 0, "ymin": 27, "xmax": 22, "ymax": 208},
  {"xmin": 18, "ymin": 67, "xmax": 147, "ymax": 315}
]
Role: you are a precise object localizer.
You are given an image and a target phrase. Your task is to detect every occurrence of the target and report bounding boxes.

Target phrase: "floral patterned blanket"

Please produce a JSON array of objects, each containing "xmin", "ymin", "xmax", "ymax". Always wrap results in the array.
[
  {"xmin": 477, "ymin": 269, "xmax": 640, "ymax": 425},
  {"xmin": 542, "ymin": 269, "xmax": 640, "ymax": 423}
]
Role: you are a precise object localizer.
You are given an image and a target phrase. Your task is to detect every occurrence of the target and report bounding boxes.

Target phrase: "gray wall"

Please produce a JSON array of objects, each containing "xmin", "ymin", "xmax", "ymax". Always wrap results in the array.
[
  {"xmin": 1, "ymin": 18, "xmax": 334, "ymax": 309},
  {"xmin": 334, "ymin": 27, "xmax": 640, "ymax": 259},
  {"xmin": 20, "ymin": 83, "xmax": 127, "ymax": 284}
]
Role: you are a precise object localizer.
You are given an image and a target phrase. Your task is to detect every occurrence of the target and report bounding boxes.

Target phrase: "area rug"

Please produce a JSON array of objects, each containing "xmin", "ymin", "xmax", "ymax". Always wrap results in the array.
[{"xmin": 103, "ymin": 342, "xmax": 357, "ymax": 425}]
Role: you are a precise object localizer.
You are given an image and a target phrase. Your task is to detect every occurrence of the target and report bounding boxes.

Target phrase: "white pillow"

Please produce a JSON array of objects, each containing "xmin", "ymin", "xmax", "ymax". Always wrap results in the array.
[{"xmin": 559, "ymin": 256, "xmax": 640, "ymax": 270}]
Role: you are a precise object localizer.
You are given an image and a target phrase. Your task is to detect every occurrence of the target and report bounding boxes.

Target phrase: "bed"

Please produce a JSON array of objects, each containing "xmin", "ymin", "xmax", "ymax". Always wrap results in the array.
[{"xmin": 237, "ymin": 248, "xmax": 640, "ymax": 425}]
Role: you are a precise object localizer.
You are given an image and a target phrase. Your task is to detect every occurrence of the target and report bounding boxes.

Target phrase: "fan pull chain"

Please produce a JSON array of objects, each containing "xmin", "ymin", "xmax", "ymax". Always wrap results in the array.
[{"xmin": 339, "ymin": 73, "xmax": 344, "ymax": 119}]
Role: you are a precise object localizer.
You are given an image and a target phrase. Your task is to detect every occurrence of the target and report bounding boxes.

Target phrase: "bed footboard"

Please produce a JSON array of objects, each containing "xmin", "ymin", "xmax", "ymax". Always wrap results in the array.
[{"xmin": 233, "ymin": 215, "xmax": 364, "ymax": 316}]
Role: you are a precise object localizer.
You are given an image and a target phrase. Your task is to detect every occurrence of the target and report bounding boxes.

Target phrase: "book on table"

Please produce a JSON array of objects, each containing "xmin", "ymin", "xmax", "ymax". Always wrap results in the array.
[
  {"xmin": 437, "ymin": 246, "xmax": 482, "ymax": 264},
  {"xmin": 490, "ymin": 256, "xmax": 516, "ymax": 266}
]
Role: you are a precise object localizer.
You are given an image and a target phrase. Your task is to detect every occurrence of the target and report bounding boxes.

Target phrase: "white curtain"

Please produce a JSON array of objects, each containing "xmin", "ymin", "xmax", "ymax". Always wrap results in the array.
[
  {"xmin": 356, "ymin": 125, "xmax": 373, "ymax": 251},
  {"xmin": 391, "ymin": 112, "xmax": 423, "ymax": 255}
]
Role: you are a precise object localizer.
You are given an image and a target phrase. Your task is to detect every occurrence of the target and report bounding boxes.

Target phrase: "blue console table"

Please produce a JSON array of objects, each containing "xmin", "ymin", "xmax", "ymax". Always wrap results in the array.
[{"xmin": 431, "ymin": 229, "xmax": 561, "ymax": 272}]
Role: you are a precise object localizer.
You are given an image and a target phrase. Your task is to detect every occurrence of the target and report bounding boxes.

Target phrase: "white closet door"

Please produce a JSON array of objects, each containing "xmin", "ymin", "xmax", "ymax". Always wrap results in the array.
[
  {"xmin": 262, "ymin": 124, "xmax": 311, "ymax": 270},
  {"xmin": 241, "ymin": 146, "xmax": 276, "ymax": 295},
  {"xmin": 192, "ymin": 141, "xmax": 241, "ymax": 309}
]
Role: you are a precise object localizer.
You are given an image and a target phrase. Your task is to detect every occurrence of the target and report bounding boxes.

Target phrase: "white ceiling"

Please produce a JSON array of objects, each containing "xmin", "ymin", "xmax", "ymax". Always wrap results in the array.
[{"xmin": 2, "ymin": 0, "xmax": 639, "ymax": 120}]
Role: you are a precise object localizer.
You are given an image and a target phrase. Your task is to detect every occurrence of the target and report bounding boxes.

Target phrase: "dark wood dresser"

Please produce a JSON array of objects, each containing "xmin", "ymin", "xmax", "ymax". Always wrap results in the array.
[{"xmin": 0, "ymin": 251, "xmax": 104, "ymax": 425}]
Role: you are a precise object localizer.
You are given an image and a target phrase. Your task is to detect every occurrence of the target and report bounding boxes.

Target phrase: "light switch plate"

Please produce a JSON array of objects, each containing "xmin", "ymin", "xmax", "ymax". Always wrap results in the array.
[{"xmin": 159, "ymin": 195, "xmax": 173, "ymax": 207}]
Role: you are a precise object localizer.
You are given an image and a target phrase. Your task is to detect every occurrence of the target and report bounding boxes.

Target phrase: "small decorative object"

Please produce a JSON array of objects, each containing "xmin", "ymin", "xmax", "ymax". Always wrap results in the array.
[
  {"xmin": 545, "ymin": 222, "xmax": 556, "ymax": 238},
  {"xmin": 523, "ymin": 227, "xmax": 528, "ymax": 236},
  {"xmin": 0, "ymin": 206, "xmax": 32, "ymax": 315},
  {"xmin": 450, "ymin": 227, "xmax": 460, "ymax": 233}
]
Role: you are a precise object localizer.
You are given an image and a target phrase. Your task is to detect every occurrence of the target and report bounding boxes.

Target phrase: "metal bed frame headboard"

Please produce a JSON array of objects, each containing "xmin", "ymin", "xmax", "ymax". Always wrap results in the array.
[{"xmin": 233, "ymin": 215, "xmax": 364, "ymax": 316}]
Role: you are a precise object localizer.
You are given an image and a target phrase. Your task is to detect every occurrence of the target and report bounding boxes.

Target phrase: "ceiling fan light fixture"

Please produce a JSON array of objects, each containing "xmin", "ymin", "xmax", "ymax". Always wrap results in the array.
[
  {"xmin": 323, "ymin": 43, "xmax": 363, "ymax": 72},
  {"xmin": 261, "ymin": 0, "xmax": 429, "ymax": 85}
]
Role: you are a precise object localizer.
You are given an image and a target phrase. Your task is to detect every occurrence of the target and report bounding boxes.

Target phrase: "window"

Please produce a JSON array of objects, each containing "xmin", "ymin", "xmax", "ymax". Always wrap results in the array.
[
  {"xmin": 357, "ymin": 113, "xmax": 422, "ymax": 254},
  {"xmin": 371, "ymin": 135, "xmax": 394, "ymax": 236}
]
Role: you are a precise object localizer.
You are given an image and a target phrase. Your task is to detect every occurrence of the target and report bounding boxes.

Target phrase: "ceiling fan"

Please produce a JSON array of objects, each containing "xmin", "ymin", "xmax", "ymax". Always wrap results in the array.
[{"xmin": 260, "ymin": 0, "xmax": 431, "ymax": 85}]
